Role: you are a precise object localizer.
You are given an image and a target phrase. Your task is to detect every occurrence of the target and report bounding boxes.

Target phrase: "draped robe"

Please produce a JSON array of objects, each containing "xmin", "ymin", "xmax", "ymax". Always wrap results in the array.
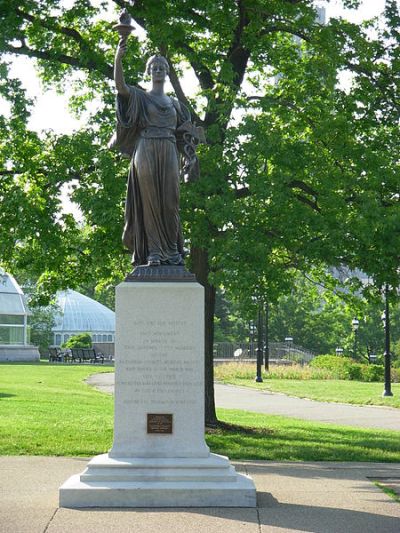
[{"xmin": 109, "ymin": 86, "xmax": 194, "ymax": 266}]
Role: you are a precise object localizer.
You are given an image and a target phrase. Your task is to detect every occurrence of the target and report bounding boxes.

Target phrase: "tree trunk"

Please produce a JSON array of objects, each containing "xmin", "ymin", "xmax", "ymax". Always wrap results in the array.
[{"xmin": 191, "ymin": 246, "xmax": 218, "ymax": 426}]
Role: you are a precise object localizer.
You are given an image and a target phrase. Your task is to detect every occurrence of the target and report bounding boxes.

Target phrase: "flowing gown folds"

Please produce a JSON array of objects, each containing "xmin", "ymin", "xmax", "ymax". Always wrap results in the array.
[{"xmin": 112, "ymin": 86, "xmax": 189, "ymax": 266}]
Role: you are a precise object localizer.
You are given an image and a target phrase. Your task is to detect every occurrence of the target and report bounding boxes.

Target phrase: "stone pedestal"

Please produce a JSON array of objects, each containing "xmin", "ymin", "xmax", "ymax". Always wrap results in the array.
[{"xmin": 60, "ymin": 280, "xmax": 256, "ymax": 507}]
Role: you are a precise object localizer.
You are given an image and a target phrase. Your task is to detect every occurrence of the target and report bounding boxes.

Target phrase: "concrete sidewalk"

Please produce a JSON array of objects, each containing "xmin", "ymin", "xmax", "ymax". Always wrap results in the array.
[
  {"xmin": 87, "ymin": 373, "xmax": 400, "ymax": 431},
  {"xmin": 0, "ymin": 457, "xmax": 399, "ymax": 533}
]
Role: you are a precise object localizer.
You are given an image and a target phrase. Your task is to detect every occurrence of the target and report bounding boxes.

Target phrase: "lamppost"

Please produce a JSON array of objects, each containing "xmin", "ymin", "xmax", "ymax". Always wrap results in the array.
[
  {"xmin": 285, "ymin": 336, "xmax": 293, "ymax": 361},
  {"xmin": 255, "ymin": 306, "xmax": 264, "ymax": 383},
  {"xmin": 381, "ymin": 284, "xmax": 393, "ymax": 397},
  {"xmin": 264, "ymin": 301, "xmax": 270, "ymax": 371},
  {"xmin": 351, "ymin": 318, "xmax": 359, "ymax": 360},
  {"xmin": 335, "ymin": 347, "xmax": 344, "ymax": 357}
]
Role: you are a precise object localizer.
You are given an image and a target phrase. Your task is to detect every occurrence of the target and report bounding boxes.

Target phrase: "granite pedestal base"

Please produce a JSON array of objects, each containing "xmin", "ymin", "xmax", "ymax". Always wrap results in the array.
[
  {"xmin": 60, "ymin": 280, "xmax": 256, "ymax": 507},
  {"xmin": 59, "ymin": 453, "xmax": 256, "ymax": 507}
]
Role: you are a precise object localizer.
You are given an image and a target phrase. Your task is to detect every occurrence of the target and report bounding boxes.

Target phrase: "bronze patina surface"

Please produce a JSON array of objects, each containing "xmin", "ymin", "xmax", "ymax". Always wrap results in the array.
[
  {"xmin": 111, "ymin": 17, "xmax": 203, "ymax": 271},
  {"xmin": 125, "ymin": 264, "xmax": 196, "ymax": 282}
]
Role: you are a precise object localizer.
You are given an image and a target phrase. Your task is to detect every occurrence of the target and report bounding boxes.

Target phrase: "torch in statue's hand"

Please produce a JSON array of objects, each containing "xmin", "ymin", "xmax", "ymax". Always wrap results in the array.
[{"xmin": 113, "ymin": 7, "xmax": 134, "ymax": 44}]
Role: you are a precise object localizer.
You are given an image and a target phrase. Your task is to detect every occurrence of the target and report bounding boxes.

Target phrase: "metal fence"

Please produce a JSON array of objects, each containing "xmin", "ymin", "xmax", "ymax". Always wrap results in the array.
[{"xmin": 213, "ymin": 341, "xmax": 316, "ymax": 364}]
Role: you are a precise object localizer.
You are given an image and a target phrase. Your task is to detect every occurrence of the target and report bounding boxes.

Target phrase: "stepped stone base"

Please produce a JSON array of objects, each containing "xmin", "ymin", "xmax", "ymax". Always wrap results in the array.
[{"xmin": 59, "ymin": 453, "xmax": 256, "ymax": 507}]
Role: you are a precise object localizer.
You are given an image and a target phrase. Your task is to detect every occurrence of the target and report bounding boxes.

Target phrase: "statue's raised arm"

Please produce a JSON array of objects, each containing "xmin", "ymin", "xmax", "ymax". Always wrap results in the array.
[
  {"xmin": 114, "ymin": 39, "xmax": 130, "ymax": 97},
  {"xmin": 113, "ymin": 8, "xmax": 133, "ymax": 97}
]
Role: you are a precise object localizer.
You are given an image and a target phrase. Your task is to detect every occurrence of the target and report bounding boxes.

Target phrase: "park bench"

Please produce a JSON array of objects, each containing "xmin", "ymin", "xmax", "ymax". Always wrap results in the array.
[
  {"xmin": 48, "ymin": 347, "xmax": 68, "ymax": 362},
  {"xmin": 69, "ymin": 348, "xmax": 104, "ymax": 364}
]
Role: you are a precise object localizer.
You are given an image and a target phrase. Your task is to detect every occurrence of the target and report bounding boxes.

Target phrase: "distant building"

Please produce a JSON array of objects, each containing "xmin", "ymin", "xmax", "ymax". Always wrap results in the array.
[
  {"xmin": 0, "ymin": 267, "xmax": 40, "ymax": 361},
  {"xmin": 52, "ymin": 289, "xmax": 115, "ymax": 356}
]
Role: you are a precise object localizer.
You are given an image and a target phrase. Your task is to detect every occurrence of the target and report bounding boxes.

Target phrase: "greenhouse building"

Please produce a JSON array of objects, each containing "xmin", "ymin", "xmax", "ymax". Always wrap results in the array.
[
  {"xmin": 0, "ymin": 267, "xmax": 39, "ymax": 361},
  {"xmin": 52, "ymin": 290, "xmax": 115, "ymax": 356}
]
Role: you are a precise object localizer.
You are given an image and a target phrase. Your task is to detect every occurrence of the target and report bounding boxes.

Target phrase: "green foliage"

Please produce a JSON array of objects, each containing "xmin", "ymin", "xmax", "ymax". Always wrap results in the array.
[
  {"xmin": 361, "ymin": 364, "xmax": 385, "ymax": 383},
  {"xmin": 214, "ymin": 289, "xmax": 249, "ymax": 342},
  {"xmin": 216, "ymin": 270, "xmax": 400, "ymax": 360},
  {"xmin": 62, "ymin": 332, "xmax": 92, "ymax": 349},
  {"xmin": 310, "ymin": 355, "xmax": 386, "ymax": 382},
  {"xmin": 28, "ymin": 304, "xmax": 58, "ymax": 352},
  {"xmin": 1, "ymin": 0, "xmax": 399, "ymax": 302}
]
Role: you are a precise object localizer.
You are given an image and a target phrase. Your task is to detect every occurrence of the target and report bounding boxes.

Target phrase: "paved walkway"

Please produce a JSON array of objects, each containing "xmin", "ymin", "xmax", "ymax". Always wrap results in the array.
[
  {"xmin": 1, "ymin": 457, "xmax": 399, "ymax": 533},
  {"xmin": 87, "ymin": 373, "xmax": 400, "ymax": 431}
]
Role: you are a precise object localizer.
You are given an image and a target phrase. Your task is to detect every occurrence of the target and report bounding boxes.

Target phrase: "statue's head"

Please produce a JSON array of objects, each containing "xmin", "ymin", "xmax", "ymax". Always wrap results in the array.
[{"xmin": 146, "ymin": 55, "xmax": 169, "ymax": 82}]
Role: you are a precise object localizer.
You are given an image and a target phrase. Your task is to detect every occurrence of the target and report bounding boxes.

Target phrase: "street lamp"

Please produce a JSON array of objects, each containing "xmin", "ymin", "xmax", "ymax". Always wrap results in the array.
[
  {"xmin": 255, "ymin": 306, "xmax": 264, "ymax": 383},
  {"xmin": 335, "ymin": 347, "xmax": 344, "ymax": 356},
  {"xmin": 285, "ymin": 336, "xmax": 293, "ymax": 360},
  {"xmin": 249, "ymin": 322, "xmax": 256, "ymax": 356},
  {"xmin": 381, "ymin": 284, "xmax": 393, "ymax": 397},
  {"xmin": 264, "ymin": 301, "xmax": 270, "ymax": 371},
  {"xmin": 351, "ymin": 318, "xmax": 359, "ymax": 360}
]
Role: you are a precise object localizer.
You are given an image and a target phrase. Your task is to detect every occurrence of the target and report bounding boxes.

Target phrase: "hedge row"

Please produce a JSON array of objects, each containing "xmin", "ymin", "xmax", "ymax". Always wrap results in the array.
[{"xmin": 310, "ymin": 355, "xmax": 399, "ymax": 382}]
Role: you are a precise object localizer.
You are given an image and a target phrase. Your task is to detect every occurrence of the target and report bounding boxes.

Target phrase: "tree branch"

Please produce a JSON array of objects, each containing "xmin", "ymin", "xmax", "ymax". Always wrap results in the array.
[
  {"xmin": 0, "ymin": 170, "xmax": 21, "ymax": 175},
  {"xmin": 292, "ymin": 193, "xmax": 321, "ymax": 212},
  {"xmin": 288, "ymin": 179, "xmax": 319, "ymax": 198},
  {"xmin": 234, "ymin": 187, "xmax": 250, "ymax": 199},
  {"xmin": 345, "ymin": 60, "xmax": 400, "ymax": 113},
  {"xmin": 12, "ymin": 8, "xmax": 114, "ymax": 79},
  {"xmin": 176, "ymin": 42, "xmax": 214, "ymax": 91},
  {"xmin": 15, "ymin": 8, "xmax": 85, "ymax": 45},
  {"xmin": 166, "ymin": 59, "xmax": 203, "ymax": 125},
  {"xmin": 224, "ymin": 0, "xmax": 250, "ymax": 88},
  {"xmin": 260, "ymin": 25, "xmax": 311, "ymax": 42},
  {"xmin": 5, "ymin": 43, "xmax": 113, "ymax": 80}
]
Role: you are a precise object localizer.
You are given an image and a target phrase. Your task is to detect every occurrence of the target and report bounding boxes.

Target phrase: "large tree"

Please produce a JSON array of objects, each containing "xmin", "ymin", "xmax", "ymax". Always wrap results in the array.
[{"xmin": 0, "ymin": 1, "xmax": 399, "ymax": 423}]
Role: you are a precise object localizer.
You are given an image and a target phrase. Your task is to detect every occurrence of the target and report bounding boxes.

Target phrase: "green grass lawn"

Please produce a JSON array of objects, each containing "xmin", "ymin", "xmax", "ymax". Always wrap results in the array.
[
  {"xmin": 1, "ymin": 363, "xmax": 400, "ymax": 462},
  {"xmin": 214, "ymin": 409, "xmax": 400, "ymax": 462},
  {"xmin": 0, "ymin": 363, "xmax": 113, "ymax": 455}
]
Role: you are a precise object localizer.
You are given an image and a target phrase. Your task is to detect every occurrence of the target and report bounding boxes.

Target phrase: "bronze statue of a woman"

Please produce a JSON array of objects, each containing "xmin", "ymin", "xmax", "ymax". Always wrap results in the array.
[{"xmin": 110, "ymin": 22, "xmax": 201, "ymax": 268}]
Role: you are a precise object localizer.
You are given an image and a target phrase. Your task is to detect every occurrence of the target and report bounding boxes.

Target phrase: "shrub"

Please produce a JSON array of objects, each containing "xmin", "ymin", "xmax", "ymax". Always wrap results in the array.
[
  {"xmin": 310, "ymin": 355, "xmax": 354, "ymax": 379},
  {"xmin": 62, "ymin": 332, "xmax": 92, "ymax": 349},
  {"xmin": 310, "ymin": 355, "xmax": 384, "ymax": 382},
  {"xmin": 360, "ymin": 364, "xmax": 384, "ymax": 382}
]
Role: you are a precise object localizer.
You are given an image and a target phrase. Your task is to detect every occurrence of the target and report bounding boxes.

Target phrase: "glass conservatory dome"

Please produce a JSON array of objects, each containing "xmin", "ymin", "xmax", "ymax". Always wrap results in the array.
[
  {"xmin": 52, "ymin": 289, "xmax": 115, "ymax": 346},
  {"xmin": 0, "ymin": 267, "xmax": 30, "ymax": 346}
]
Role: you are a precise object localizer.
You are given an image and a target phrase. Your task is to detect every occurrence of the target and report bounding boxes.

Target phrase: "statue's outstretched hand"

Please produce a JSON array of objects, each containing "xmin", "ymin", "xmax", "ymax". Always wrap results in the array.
[{"xmin": 116, "ymin": 39, "xmax": 128, "ymax": 61}]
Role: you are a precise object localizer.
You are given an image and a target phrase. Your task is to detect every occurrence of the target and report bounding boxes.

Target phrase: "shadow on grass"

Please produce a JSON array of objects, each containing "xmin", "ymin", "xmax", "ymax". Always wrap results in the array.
[
  {"xmin": 205, "ymin": 413, "xmax": 400, "ymax": 462},
  {"xmin": 206, "ymin": 421, "xmax": 274, "ymax": 436},
  {"xmin": 0, "ymin": 393, "xmax": 16, "ymax": 399}
]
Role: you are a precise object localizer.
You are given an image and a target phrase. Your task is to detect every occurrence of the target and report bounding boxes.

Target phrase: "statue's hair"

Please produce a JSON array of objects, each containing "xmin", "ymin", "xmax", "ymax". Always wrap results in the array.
[{"xmin": 146, "ymin": 55, "xmax": 170, "ymax": 75}]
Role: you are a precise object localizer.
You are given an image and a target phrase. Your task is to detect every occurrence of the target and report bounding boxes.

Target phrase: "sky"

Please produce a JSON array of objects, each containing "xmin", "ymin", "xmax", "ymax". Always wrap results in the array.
[{"xmin": 1, "ymin": 0, "xmax": 387, "ymax": 214}]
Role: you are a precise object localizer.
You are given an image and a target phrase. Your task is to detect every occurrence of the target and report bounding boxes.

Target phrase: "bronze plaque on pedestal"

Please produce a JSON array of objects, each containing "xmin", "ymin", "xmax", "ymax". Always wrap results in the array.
[{"xmin": 147, "ymin": 413, "xmax": 173, "ymax": 434}]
